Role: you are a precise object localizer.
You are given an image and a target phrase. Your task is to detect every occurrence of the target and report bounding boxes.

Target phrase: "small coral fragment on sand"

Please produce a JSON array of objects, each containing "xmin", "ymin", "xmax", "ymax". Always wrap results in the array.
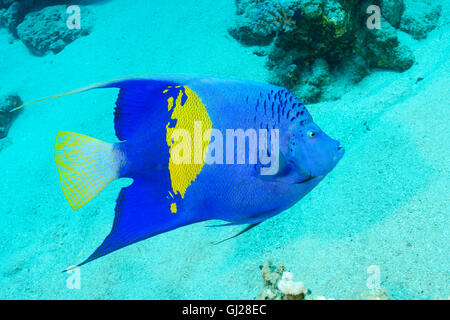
[
  {"xmin": 277, "ymin": 271, "xmax": 307, "ymax": 299},
  {"xmin": 258, "ymin": 260, "xmax": 331, "ymax": 300}
]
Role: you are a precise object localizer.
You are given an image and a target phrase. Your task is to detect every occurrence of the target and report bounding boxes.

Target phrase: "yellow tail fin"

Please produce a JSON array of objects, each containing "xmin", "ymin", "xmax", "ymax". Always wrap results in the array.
[{"xmin": 55, "ymin": 132, "xmax": 123, "ymax": 210}]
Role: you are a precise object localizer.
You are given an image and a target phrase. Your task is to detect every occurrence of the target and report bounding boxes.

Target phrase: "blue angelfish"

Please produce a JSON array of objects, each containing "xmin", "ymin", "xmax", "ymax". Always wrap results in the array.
[{"xmin": 19, "ymin": 75, "xmax": 344, "ymax": 268}]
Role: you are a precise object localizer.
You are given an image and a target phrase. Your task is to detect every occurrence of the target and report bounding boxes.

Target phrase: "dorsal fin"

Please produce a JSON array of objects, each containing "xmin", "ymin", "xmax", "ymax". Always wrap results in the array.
[
  {"xmin": 10, "ymin": 75, "xmax": 156, "ymax": 112},
  {"xmin": 102, "ymin": 79, "xmax": 177, "ymax": 140},
  {"xmin": 11, "ymin": 75, "xmax": 184, "ymax": 140}
]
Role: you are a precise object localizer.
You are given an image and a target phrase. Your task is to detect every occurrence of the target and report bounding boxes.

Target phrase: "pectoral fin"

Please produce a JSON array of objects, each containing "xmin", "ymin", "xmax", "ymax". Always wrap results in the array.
[{"xmin": 254, "ymin": 151, "xmax": 300, "ymax": 183}]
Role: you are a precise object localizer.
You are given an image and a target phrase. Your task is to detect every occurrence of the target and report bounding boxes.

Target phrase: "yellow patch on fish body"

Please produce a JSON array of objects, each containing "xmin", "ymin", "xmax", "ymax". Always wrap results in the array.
[{"xmin": 165, "ymin": 86, "xmax": 212, "ymax": 208}]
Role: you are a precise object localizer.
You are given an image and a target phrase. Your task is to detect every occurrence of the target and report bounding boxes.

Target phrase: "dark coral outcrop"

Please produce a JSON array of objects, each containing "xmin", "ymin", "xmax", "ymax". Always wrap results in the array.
[{"xmin": 229, "ymin": 0, "xmax": 441, "ymax": 103}]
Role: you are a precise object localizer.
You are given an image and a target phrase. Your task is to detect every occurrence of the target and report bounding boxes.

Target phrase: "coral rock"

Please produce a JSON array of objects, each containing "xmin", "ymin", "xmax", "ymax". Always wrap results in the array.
[
  {"xmin": 293, "ymin": 58, "xmax": 331, "ymax": 103},
  {"xmin": 381, "ymin": 0, "xmax": 404, "ymax": 28},
  {"xmin": 229, "ymin": 0, "xmax": 301, "ymax": 45},
  {"xmin": 0, "ymin": 1, "xmax": 22, "ymax": 34},
  {"xmin": 340, "ymin": 55, "xmax": 370, "ymax": 84},
  {"xmin": 363, "ymin": 18, "xmax": 414, "ymax": 71},
  {"xmin": 16, "ymin": 5, "xmax": 93, "ymax": 56},
  {"xmin": 230, "ymin": 0, "xmax": 417, "ymax": 103},
  {"xmin": 399, "ymin": 0, "xmax": 441, "ymax": 40},
  {"xmin": 0, "ymin": 93, "xmax": 22, "ymax": 139},
  {"xmin": 228, "ymin": 22, "xmax": 274, "ymax": 46}
]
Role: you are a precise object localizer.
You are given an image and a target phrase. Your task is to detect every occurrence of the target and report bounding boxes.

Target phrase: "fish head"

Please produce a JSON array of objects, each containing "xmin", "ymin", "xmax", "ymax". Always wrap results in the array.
[{"xmin": 284, "ymin": 121, "xmax": 344, "ymax": 182}]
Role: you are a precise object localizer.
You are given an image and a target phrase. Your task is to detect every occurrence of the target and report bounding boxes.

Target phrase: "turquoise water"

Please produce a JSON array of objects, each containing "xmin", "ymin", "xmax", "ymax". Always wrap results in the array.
[{"xmin": 0, "ymin": 0, "xmax": 448, "ymax": 299}]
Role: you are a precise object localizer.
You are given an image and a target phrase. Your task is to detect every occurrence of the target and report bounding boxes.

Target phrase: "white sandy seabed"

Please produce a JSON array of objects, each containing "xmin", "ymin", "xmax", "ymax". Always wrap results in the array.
[{"xmin": 0, "ymin": 0, "xmax": 448, "ymax": 299}]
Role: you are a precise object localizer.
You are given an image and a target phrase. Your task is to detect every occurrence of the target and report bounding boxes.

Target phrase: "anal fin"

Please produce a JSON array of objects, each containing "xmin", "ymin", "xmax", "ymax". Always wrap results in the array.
[{"xmin": 71, "ymin": 178, "xmax": 188, "ymax": 268}]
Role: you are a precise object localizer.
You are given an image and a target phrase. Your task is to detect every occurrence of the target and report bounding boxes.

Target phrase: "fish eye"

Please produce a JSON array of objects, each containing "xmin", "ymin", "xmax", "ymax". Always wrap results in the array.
[{"xmin": 307, "ymin": 130, "xmax": 316, "ymax": 138}]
